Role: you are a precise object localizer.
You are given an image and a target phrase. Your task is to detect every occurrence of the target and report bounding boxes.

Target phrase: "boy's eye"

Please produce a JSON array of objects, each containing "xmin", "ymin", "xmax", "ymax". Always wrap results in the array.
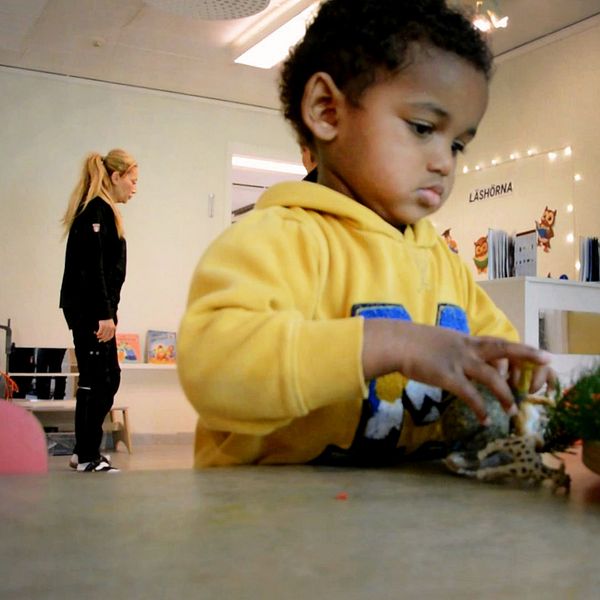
[
  {"xmin": 451, "ymin": 141, "xmax": 466, "ymax": 156},
  {"xmin": 408, "ymin": 121, "xmax": 434, "ymax": 137}
]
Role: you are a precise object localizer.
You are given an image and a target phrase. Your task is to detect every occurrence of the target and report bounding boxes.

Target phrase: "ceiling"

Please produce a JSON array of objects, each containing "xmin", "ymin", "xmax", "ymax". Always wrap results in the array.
[{"xmin": 1, "ymin": 0, "xmax": 600, "ymax": 111}]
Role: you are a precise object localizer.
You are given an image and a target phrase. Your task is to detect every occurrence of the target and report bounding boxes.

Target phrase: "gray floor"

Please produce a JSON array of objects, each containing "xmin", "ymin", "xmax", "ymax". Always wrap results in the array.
[{"xmin": 2, "ymin": 450, "xmax": 600, "ymax": 599}]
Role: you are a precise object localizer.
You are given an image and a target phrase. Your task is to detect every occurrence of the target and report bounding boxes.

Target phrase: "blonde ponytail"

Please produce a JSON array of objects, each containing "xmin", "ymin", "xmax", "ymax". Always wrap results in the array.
[{"xmin": 61, "ymin": 149, "xmax": 136, "ymax": 239}]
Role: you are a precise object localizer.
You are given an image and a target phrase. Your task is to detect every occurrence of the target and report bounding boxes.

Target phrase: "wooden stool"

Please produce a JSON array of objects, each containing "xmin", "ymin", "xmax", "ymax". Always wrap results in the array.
[{"xmin": 109, "ymin": 406, "xmax": 132, "ymax": 454}]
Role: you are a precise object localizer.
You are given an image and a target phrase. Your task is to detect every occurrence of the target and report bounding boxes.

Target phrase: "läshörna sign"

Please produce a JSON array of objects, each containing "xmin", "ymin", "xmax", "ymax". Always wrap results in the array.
[{"xmin": 468, "ymin": 181, "xmax": 513, "ymax": 203}]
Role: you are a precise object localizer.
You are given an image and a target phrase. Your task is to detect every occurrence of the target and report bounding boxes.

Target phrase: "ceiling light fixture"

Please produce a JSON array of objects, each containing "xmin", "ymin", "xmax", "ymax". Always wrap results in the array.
[
  {"xmin": 234, "ymin": 2, "xmax": 318, "ymax": 69},
  {"xmin": 232, "ymin": 155, "xmax": 305, "ymax": 175},
  {"xmin": 144, "ymin": 0, "xmax": 270, "ymax": 20},
  {"xmin": 471, "ymin": 0, "xmax": 508, "ymax": 33}
]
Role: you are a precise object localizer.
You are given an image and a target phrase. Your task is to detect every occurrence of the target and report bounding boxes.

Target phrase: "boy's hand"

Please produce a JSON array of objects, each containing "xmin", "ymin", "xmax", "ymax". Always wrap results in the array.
[{"xmin": 362, "ymin": 319, "xmax": 554, "ymax": 425}]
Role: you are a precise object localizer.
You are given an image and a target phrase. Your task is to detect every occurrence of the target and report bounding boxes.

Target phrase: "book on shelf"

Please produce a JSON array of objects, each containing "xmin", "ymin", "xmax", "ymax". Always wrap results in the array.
[
  {"xmin": 487, "ymin": 228, "xmax": 515, "ymax": 280},
  {"xmin": 579, "ymin": 236, "xmax": 600, "ymax": 282},
  {"xmin": 115, "ymin": 333, "xmax": 142, "ymax": 364},
  {"xmin": 145, "ymin": 330, "xmax": 176, "ymax": 364},
  {"xmin": 514, "ymin": 229, "xmax": 537, "ymax": 277},
  {"xmin": 488, "ymin": 228, "xmax": 545, "ymax": 280}
]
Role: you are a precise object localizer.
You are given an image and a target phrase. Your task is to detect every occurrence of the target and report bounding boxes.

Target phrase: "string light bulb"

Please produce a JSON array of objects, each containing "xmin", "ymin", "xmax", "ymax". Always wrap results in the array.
[{"xmin": 457, "ymin": 145, "xmax": 575, "ymax": 175}]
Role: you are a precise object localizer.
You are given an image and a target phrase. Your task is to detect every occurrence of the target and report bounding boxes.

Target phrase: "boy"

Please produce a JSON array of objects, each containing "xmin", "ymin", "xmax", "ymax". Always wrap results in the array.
[{"xmin": 178, "ymin": 0, "xmax": 554, "ymax": 467}]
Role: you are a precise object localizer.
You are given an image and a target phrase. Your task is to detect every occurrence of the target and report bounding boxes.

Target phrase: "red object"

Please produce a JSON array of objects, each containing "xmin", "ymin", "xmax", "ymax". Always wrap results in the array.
[
  {"xmin": 1, "ymin": 371, "xmax": 19, "ymax": 400},
  {"xmin": 335, "ymin": 491, "xmax": 349, "ymax": 500},
  {"xmin": 0, "ymin": 400, "xmax": 48, "ymax": 474}
]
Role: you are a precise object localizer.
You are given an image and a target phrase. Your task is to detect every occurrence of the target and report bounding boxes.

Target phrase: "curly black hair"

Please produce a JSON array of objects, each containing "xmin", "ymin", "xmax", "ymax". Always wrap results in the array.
[{"xmin": 279, "ymin": 0, "xmax": 493, "ymax": 147}]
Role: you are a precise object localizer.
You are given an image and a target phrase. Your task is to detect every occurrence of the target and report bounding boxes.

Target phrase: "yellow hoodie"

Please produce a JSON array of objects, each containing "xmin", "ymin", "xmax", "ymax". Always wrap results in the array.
[{"xmin": 178, "ymin": 181, "xmax": 517, "ymax": 466}]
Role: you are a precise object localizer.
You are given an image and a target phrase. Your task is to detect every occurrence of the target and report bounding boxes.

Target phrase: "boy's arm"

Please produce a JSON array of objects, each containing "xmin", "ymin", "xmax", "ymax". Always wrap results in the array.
[{"xmin": 177, "ymin": 214, "xmax": 367, "ymax": 435}]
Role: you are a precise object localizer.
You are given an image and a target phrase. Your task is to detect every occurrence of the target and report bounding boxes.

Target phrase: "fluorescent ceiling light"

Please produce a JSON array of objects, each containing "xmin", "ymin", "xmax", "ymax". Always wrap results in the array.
[
  {"xmin": 144, "ymin": 0, "xmax": 269, "ymax": 19},
  {"xmin": 232, "ymin": 155, "xmax": 305, "ymax": 175},
  {"xmin": 235, "ymin": 3, "xmax": 318, "ymax": 69}
]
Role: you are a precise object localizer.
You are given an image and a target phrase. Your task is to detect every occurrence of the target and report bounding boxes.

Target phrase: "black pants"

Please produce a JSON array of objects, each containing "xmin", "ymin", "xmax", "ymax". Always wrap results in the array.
[{"xmin": 71, "ymin": 327, "xmax": 121, "ymax": 463}]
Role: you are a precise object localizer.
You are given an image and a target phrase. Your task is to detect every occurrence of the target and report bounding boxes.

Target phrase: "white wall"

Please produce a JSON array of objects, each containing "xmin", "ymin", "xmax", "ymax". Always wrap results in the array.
[
  {"xmin": 437, "ymin": 19, "xmax": 600, "ymax": 269},
  {"xmin": 0, "ymin": 67, "xmax": 299, "ymax": 363},
  {"xmin": 4, "ymin": 21, "xmax": 598, "ymax": 357},
  {"xmin": 2, "ymin": 21, "xmax": 600, "ymax": 432}
]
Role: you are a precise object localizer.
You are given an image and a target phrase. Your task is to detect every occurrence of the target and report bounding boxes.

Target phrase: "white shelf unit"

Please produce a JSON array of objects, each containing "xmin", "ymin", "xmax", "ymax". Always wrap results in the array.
[
  {"xmin": 479, "ymin": 276, "xmax": 600, "ymax": 384},
  {"xmin": 9, "ymin": 361, "xmax": 193, "ymax": 438},
  {"xmin": 120, "ymin": 363, "xmax": 176, "ymax": 370},
  {"xmin": 8, "ymin": 363, "xmax": 176, "ymax": 377}
]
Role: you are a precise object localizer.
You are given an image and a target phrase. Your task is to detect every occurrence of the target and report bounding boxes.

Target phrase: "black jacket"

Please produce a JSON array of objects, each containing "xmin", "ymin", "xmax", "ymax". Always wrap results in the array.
[{"xmin": 60, "ymin": 197, "xmax": 126, "ymax": 329}]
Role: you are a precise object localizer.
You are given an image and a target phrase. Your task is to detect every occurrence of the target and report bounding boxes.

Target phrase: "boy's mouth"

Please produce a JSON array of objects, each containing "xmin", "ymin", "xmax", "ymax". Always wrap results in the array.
[{"xmin": 416, "ymin": 185, "xmax": 444, "ymax": 208}]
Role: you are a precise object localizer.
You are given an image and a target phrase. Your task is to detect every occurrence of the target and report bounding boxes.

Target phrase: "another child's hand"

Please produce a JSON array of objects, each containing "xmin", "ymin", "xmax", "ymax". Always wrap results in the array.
[{"xmin": 362, "ymin": 320, "xmax": 554, "ymax": 425}]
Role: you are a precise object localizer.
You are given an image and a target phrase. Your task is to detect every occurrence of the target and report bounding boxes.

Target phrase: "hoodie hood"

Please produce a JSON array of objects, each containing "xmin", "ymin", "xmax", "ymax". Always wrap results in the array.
[{"xmin": 256, "ymin": 181, "xmax": 439, "ymax": 248}]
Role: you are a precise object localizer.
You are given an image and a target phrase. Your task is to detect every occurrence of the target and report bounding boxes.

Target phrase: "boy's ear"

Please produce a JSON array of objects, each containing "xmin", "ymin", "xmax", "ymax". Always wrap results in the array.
[{"xmin": 301, "ymin": 72, "xmax": 344, "ymax": 142}]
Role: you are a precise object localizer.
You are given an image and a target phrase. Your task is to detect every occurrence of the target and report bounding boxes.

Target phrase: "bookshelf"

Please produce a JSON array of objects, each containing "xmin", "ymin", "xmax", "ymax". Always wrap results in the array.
[
  {"xmin": 479, "ymin": 276, "xmax": 600, "ymax": 384},
  {"xmin": 120, "ymin": 363, "xmax": 176, "ymax": 371},
  {"xmin": 8, "ymin": 362, "xmax": 176, "ymax": 376},
  {"xmin": 9, "ymin": 362, "xmax": 192, "ymax": 438}
]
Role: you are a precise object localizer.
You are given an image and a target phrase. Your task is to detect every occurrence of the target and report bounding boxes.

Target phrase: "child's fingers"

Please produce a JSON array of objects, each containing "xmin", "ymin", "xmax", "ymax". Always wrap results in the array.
[
  {"xmin": 508, "ymin": 360, "xmax": 557, "ymax": 397},
  {"xmin": 545, "ymin": 368, "xmax": 557, "ymax": 391},
  {"xmin": 529, "ymin": 365, "xmax": 557, "ymax": 394},
  {"xmin": 516, "ymin": 362, "xmax": 533, "ymax": 398},
  {"xmin": 529, "ymin": 368, "xmax": 545, "ymax": 394},
  {"xmin": 444, "ymin": 375, "xmax": 489, "ymax": 425},
  {"xmin": 472, "ymin": 336, "xmax": 551, "ymax": 366},
  {"xmin": 465, "ymin": 360, "xmax": 517, "ymax": 416},
  {"xmin": 508, "ymin": 364, "xmax": 521, "ymax": 391},
  {"xmin": 443, "ymin": 359, "xmax": 517, "ymax": 424},
  {"xmin": 490, "ymin": 357, "xmax": 509, "ymax": 379}
]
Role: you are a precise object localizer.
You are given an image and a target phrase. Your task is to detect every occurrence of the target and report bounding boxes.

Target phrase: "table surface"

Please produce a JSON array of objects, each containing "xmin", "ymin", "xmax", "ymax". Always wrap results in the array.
[{"xmin": 1, "ymin": 450, "xmax": 600, "ymax": 600}]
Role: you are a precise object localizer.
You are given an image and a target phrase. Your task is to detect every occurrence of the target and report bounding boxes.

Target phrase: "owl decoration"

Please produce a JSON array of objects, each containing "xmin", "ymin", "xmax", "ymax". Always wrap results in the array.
[
  {"xmin": 473, "ymin": 235, "xmax": 488, "ymax": 274},
  {"xmin": 535, "ymin": 206, "xmax": 557, "ymax": 253},
  {"xmin": 441, "ymin": 228, "xmax": 459, "ymax": 254}
]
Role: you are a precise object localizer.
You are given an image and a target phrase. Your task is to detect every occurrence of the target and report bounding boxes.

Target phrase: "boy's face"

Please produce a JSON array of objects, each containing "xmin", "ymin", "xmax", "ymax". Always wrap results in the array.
[{"xmin": 316, "ymin": 45, "xmax": 488, "ymax": 226}]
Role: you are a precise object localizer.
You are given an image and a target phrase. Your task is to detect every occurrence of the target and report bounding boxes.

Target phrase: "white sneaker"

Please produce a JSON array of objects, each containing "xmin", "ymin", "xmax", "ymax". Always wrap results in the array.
[
  {"xmin": 70, "ymin": 453, "xmax": 111, "ymax": 469},
  {"xmin": 77, "ymin": 458, "xmax": 119, "ymax": 473}
]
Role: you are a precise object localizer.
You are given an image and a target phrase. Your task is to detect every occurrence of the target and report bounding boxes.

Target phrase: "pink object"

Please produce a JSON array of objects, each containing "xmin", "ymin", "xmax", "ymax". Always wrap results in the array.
[{"xmin": 0, "ymin": 400, "xmax": 48, "ymax": 474}]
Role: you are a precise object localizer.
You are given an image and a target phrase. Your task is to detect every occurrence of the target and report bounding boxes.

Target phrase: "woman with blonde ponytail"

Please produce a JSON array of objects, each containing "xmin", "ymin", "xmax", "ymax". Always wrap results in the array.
[{"xmin": 60, "ymin": 149, "xmax": 138, "ymax": 473}]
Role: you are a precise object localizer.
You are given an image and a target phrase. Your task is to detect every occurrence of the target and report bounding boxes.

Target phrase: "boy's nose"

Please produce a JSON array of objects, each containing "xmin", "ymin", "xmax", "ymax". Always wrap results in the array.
[{"xmin": 427, "ymin": 145, "xmax": 454, "ymax": 176}]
